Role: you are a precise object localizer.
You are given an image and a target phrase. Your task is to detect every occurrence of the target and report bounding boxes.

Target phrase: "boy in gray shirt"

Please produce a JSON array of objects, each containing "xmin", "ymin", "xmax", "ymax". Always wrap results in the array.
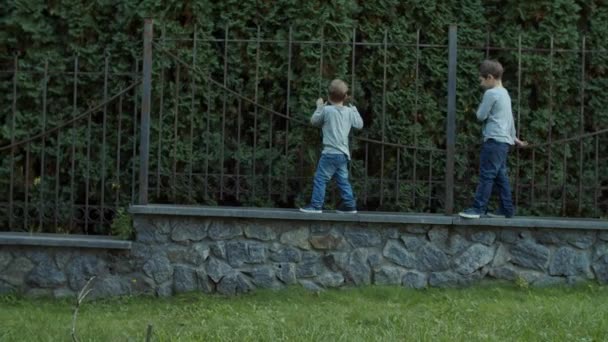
[
  {"xmin": 459, "ymin": 60, "xmax": 526, "ymax": 219},
  {"xmin": 300, "ymin": 79, "xmax": 364, "ymax": 213}
]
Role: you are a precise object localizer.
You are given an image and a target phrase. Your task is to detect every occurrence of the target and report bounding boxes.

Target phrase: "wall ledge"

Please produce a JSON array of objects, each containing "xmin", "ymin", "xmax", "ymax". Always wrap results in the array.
[
  {"xmin": 130, "ymin": 204, "xmax": 608, "ymax": 230},
  {"xmin": 0, "ymin": 232, "xmax": 132, "ymax": 249}
]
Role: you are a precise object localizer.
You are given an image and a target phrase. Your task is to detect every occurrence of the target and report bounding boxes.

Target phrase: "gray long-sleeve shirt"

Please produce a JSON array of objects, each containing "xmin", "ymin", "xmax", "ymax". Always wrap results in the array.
[
  {"xmin": 311, "ymin": 104, "xmax": 364, "ymax": 160},
  {"xmin": 476, "ymin": 87, "xmax": 516, "ymax": 145}
]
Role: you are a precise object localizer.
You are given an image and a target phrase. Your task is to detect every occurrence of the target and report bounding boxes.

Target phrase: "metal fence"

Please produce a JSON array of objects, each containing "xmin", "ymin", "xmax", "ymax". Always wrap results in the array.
[
  {"xmin": 1, "ymin": 19, "xmax": 607, "ymax": 235},
  {"xmin": 145, "ymin": 22, "xmax": 454, "ymax": 214},
  {"xmin": 0, "ymin": 53, "xmax": 142, "ymax": 234}
]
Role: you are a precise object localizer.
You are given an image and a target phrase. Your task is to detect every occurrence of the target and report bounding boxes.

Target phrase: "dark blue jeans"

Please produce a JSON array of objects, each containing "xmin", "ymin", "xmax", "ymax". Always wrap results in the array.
[
  {"xmin": 472, "ymin": 139, "xmax": 514, "ymax": 215},
  {"xmin": 310, "ymin": 153, "xmax": 356, "ymax": 209}
]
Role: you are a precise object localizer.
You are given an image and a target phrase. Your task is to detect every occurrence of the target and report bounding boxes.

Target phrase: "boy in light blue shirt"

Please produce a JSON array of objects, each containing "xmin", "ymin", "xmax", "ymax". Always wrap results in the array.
[
  {"xmin": 300, "ymin": 79, "xmax": 364, "ymax": 214},
  {"xmin": 459, "ymin": 60, "xmax": 526, "ymax": 219}
]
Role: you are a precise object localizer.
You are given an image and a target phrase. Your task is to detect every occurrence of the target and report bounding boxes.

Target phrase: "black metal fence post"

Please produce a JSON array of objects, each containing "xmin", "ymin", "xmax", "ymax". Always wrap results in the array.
[
  {"xmin": 139, "ymin": 18, "xmax": 153, "ymax": 204},
  {"xmin": 445, "ymin": 25, "xmax": 457, "ymax": 215}
]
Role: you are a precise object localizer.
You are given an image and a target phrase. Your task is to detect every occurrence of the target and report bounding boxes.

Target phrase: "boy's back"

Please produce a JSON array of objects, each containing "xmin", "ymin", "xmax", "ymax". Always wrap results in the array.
[
  {"xmin": 476, "ymin": 87, "xmax": 515, "ymax": 145},
  {"xmin": 311, "ymin": 104, "xmax": 363, "ymax": 159}
]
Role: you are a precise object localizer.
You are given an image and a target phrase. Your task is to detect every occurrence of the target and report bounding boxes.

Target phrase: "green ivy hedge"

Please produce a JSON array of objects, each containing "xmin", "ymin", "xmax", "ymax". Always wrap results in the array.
[{"xmin": 1, "ymin": 0, "xmax": 607, "ymax": 233}]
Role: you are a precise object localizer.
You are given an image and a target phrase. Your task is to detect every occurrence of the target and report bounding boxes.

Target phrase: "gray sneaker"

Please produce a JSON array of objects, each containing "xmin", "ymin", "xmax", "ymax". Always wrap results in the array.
[
  {"xmin": 459, "ymin": 208, "xmax": 483, "ymax": 219},
  {"xmin": 299, "ymin": 205, "xmax": 322, "ymax": 214},
  {"xmin": 336, "ymin": 205, "xmax": 357, "ymax": 214},
  {"xmin": 486, "ymin": 209, "xmax": 513, "ymax": 218}
]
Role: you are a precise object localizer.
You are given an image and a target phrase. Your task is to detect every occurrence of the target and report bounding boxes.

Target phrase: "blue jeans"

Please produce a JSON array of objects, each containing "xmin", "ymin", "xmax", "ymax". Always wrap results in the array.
[
  {"xmin": 472, "ymin": 139, "xmax": 514, "ymax": 215},
  {"xmin": 310, "ymin": 153, "xmax": 356, "ymax": 209}
]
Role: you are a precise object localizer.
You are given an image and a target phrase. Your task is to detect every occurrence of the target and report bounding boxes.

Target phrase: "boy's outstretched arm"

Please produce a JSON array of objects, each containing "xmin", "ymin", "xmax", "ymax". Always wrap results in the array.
[
  {"xmin": 476, "ymin": 91, "xmax": 495, "ymax": 122},
  {"xmin": 310, "ymin": 97, "xmax": 325, "ymax": 126},
  {"xmin": 514, "ymin": 137, "xmax": 528, "ymax": 147},
  {"xmin": 350, "ymin": 105, "xmax": 364, "ymax": 130}
]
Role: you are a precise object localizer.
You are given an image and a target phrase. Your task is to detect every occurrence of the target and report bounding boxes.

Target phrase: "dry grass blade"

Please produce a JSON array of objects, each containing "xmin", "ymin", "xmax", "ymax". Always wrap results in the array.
[{"xmin": 71, "ymin": 276, "xmax": 96, "ymax": 342}]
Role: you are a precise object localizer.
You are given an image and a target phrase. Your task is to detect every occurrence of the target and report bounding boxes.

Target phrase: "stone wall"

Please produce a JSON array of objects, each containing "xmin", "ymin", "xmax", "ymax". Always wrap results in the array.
[{"xmin": 2, "ymin": 215, "xmax": 608, "ymax": 298}]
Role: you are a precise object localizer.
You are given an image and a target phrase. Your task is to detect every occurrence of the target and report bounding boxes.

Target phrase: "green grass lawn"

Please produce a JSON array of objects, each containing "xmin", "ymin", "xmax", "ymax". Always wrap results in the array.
[{"xmin": 1, "ymin": 283, "xmax": 608, "ymax": 341}]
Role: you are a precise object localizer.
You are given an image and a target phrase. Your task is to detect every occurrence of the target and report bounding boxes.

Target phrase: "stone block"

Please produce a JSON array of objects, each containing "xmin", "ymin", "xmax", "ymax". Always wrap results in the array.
[
  {"xmin": 171, "ymin": 218, "xmax": 208, "ymax": 243},
  {"xmin": 317, "ymin": 272, "xmax": 344, "ymax": 288},
  {"xmin": 342, "ymin": 249, "xmax": 370, "ymax": 285},
  {"xmin": 244, "ymin": 223, "xmax": 277, "ymax": 241},
  {"xmin": 383, "ymin": 240, "xmax": 417, "ymax": 268},
  {"xmin": 173, "ymin": 265, "xmax": 198, "ymax": 293},
  {"xmin": 66, "ymin": 255, "xmax": 108, "ymax": 291},
  {"xmin": 26, "ymin": 260, "xmax": 66, "ymax": 288},
  {"xmin": 455, "ymin": 244, "xmax": 495, "ymax": 275},
  {"xmin": 344, "ymin": 229, "xmax": 382, "ymax": 248},
  {"xmin": 510, "ymin": 240, "xmax": 550, "ymax": 271},
  {"xmin": 402, "ymin": 271, "xmax": 427, "ymax": 289},
  {"xmin": 207, "ymin": 258, "xmax": 234, "ymax": 283},
  {"xmin": 470, "ymin": 231, "xmax": 496, "ymax": 246},
  {"xmin": 270, "ymin": 246, "xmax": 301, "ymax": 263},
  {"xmin": 208, "ymin": 221, "xmax": 242, "ymax": 240},
  {"xmin": 417, "ymin": 244, "xmax": 450, "ymax": 272},
  {"xmin": 549, "ymin": 247, "xmax": 591, "ymax": 277},
  {"xmin": 374, "ymin": 266, "xmax": 405, "ymax": 285},
  {"xmin": 275, "ymin": 263, "xmax": 297, "ymax": 284},
  {"xmin": 280, "ymin": 227, "xmax": 311, "ymax": 250},
  {"xmin": 142, "ymin": 254, "xmax": 173, "ymax": 285}
]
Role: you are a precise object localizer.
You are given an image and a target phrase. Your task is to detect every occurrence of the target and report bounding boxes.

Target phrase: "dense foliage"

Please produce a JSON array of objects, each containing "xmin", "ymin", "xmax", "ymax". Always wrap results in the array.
[{"xmin": 1, "ymin": 0, "xmax": 607, "ymax": 232}]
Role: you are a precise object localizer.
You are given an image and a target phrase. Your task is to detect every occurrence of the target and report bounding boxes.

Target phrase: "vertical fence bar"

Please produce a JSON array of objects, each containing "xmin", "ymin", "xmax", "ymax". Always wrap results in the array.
[
  {"xmin": 52, "ymin": 64, "xmax": 61, "ymax": 229},
  {"xmin": 547, "ymin": 37, "xmax": 554, "ymax": 211},
  {"xmin": 283, "ymin": 26, "xmax": 292, "ymax": 202},
  {"xmin": 485, "ymin": 31, "xmax": 490, "ymax": 58},
  {"xmin": 188, "ymin": 26, "xmax": 198, "ymax": 202},
  {"xmin": 515, "ymin": 34, "xmax": 522, "ymax": 207},
  {"xmin": 351, "ymin": 28, "xmax": 356, "ymax": 100},
  {"xmin": 156, "ymin": 27, "xmax": 166, "ymax": 199},
  {"xmin": 314, "ymin": 28, "xmax": 324, "ymax": 196},
  {"xmin": 70, "ymin": 55, "xmax": 78, "ymax": 231},
  {"xmin": 115, "ymin": 95, "xmax": 123, "ymax": 207},
  {"xmin": 221, "ymin": 26, "xmax": 228, "ymax": 201},
  {"xmin": 267, "ymin": 105, "xmax": 273, "ymax": 202},
  {"xmin": 84, "ymin": 68, "xmax": 92, "ymax": 231},
  {"xmin": 236, "ymin": 89, "xmax": 242, "ymax": 201},
  {"xmin": 364, "ymin": 137, "xmax": 369, "ymax": 204},
  {"xmin": 380, "ymin": 30, "xmax": 387, "ymax": 206},
  {"xmin": 531, "ymin": 149, "xmax": 536, "ymax": 207},
  {"xmin": 349, "ymin": 27, "xmax": 356, "ymax": 175},
  {"xmin": 172, "ymin": 65, "xmax": 180, "ymax": 201},
  {"xmin": 413, "ymin": 30, "xmax": 420, "ymax": 208},
  {"xmin": 24, "ymin": 142, "xmax": 30, "ymax": 231},
  {"xmin": 318, "ymin": 29, "xmax": 324, "ymax": 95},
  {"xmin": 131, "ymin": 60, "xmax": 139, "ymax": 204},
  {"xmin": 204, "ymin": 72, "xmax": 211, "ymax": 200},
  {"xmin": 252, "ymin": 26, "xmax": 261, "ymax": 201},
  {"xmin": 54, "ymin": 125, "xmax": 61, "ymax": 229},
  {"xmin": 315, "ymin": 28, "xmax": 324, "ymax": 198},
  {"xmin": 578, "ymin": 36, "xmax": 586, "ymax": 214},
  {"xmin": 9, "ymin": 55, "xmax": 18, "ymax": 231},
  {"xmin": 139, "ymin": 19, "xmax": 153, "ymax": 205},
  {"xmin": 395, "ymin": 144, "xmax": 401, "ymax": 204},
  {"xmin": 445, "ymin": 25, "xmax": 457, "ymax": 215},
  {"xmin": 156, "ymin": 26, "xmax": 165, "ymax": 199},
  {"xmin": 594, "ymin": 136, "xmax": 598, "ymax": 216},
  {"xmin": 562, "ymin": 146, "xmax": 567, "ymax": 215},
  {"xmin": 428, "ymin": 151, "xmax": 433, "ymax": 210},
  {"xmin": 39, "ymin": 60, "xmax": 49, "ymax": 229},
  {"xmin": 100, "ymin": 54, "xmax": 109, "ymax": 221}
]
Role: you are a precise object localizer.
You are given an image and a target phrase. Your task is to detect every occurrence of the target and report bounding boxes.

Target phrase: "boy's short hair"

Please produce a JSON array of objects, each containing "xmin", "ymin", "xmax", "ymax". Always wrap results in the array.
[
  {"xmin": 479, "ymin": 60, "xmax": 503, "ymax": 80},
  {"xmin": 328, "ymin": 79, "xmax": 348, "ymax": 103}
]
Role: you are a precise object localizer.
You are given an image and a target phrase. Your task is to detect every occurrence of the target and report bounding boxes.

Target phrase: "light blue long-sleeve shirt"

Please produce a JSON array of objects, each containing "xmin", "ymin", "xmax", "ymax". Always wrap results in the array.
[
  {"xmin": 476, "ymin": 87, "xmax": 516, "ymax": 145},
  {"xmin": 311, "ymin": 104, "xmax": 364, "ymax": 160}
]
